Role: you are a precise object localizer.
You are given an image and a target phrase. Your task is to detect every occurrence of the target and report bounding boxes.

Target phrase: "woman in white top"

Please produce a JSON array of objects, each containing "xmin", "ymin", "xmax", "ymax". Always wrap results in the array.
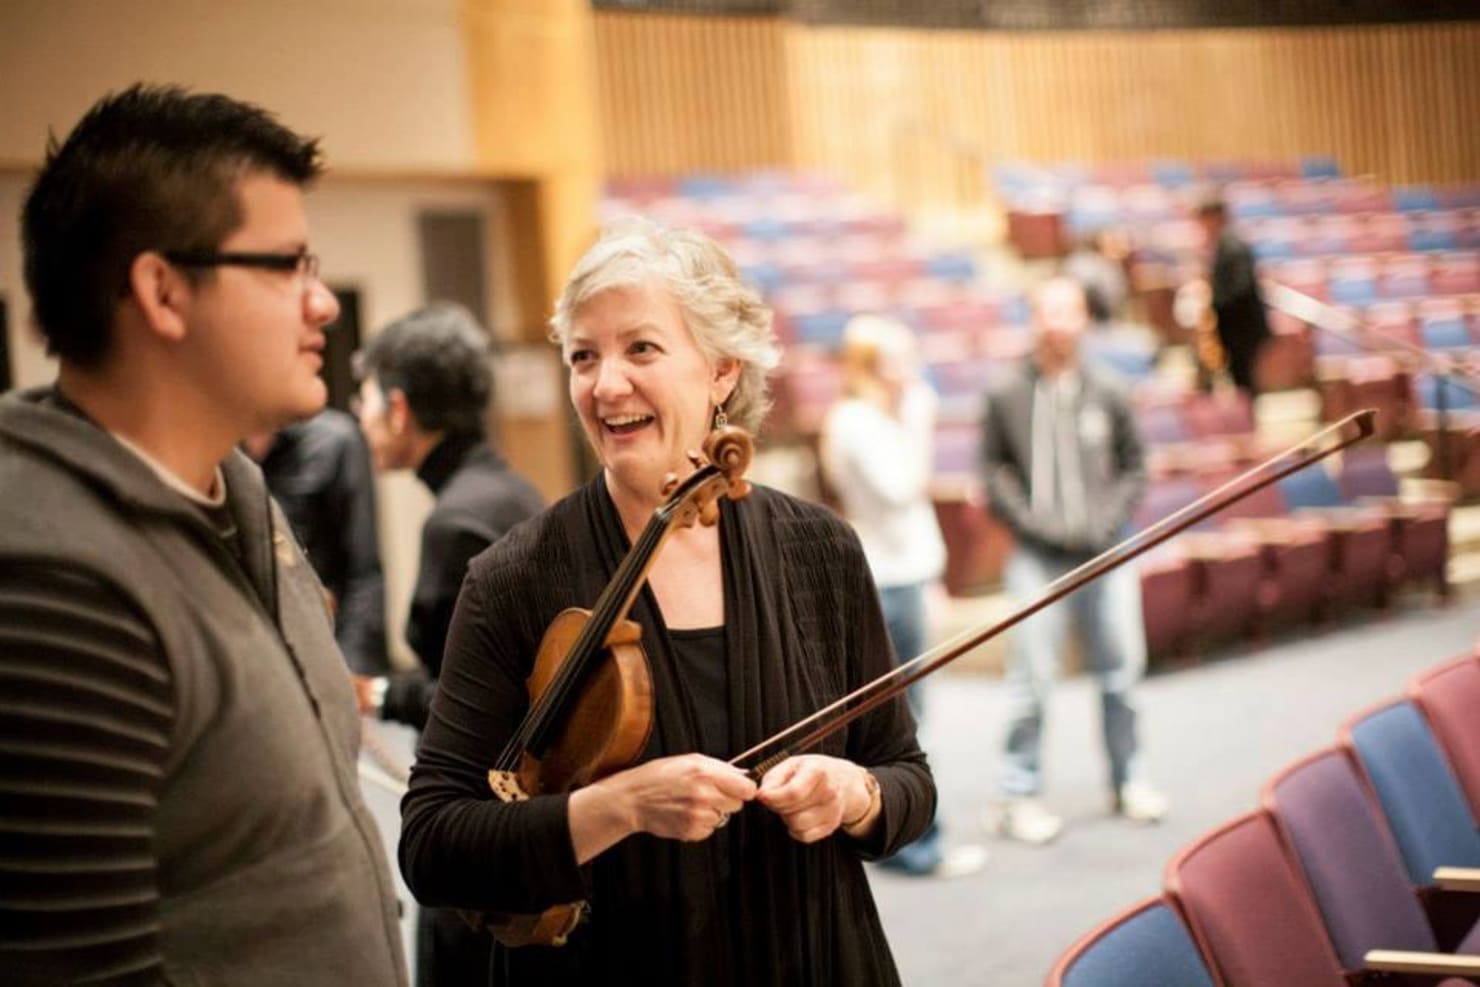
[{"xmin": 821, "ymin": 315, "xmax": 982, "ymax": 878}]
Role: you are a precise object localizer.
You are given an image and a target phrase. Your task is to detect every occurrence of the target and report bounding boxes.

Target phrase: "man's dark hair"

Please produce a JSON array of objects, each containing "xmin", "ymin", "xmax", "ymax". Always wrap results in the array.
[
  {"xmin": 355, "ymin": 303, "xmax": 493, "ymax": 436},
  {"xmin": 21, "ymin": 84, "xmax": 323, "ymax": 368}
]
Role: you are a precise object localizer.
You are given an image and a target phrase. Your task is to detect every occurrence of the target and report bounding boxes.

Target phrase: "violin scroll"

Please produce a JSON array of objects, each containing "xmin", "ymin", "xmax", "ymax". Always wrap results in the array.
[{"xmin": 704, "ymin": 425, "xmax": 753, "ymax": 502}]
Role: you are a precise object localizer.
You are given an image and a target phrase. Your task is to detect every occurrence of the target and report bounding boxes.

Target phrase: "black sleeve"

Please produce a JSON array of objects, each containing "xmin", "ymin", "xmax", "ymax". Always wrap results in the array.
[
  {"xmin": 398, "ymin": 562, "xmax": 587, "ymax": 912},
  {"xmin": 0, "ymin": 563, "xmax": 172, "ymax": 985},
  {"xmin": 330, "ymin": 430, "xmax": 388, "ymax": 675},
  {"xmin": 836, "ymin": 531, "xmax": 936, "ymax": 859},
  {"xmin": 405, "ymin": 517, "xmax": 491, "ymax": 681},
  {"xmin": 381, "ymin": 668, "xmax": 435, "ymax": 732}
]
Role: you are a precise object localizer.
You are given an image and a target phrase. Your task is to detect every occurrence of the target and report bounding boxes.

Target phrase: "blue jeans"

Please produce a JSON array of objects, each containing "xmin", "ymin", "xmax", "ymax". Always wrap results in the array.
[
  {"xmin": 998, "ymin": 544, "xmax": 1146, "ymax": 797},
  {"xmin": 878, "ymin": 582, "xmax": 943, "ymax": 874}
]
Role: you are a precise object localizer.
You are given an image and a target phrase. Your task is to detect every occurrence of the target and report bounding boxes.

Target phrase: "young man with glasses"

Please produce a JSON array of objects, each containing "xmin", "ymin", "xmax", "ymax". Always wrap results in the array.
[{"xmin": 0, "ymin": 85, "xmax": 408, "ymax": 985}]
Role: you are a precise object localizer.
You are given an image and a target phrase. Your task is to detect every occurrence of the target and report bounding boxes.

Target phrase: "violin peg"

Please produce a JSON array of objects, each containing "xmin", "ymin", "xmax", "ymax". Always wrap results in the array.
[{"xmin": 660, "ymin": 473, "xmax": 679, "ymax": 497}]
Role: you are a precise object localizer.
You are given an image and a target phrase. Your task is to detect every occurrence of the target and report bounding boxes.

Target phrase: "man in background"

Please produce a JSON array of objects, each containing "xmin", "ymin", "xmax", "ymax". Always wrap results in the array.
[
  {"xmin": 1196, "ymin": 193, "xmax": 1272, "ymax": 398},
  {"xmin": 978, "ymin": 277, "xmax": 1167, "ymax": 845},
  {"xmin": 0, "ymin": 84, "xmax": 407, "ymax": 985},
  {"xmin": 246, "ymin": 407, "xmax": 390, "ymax": 674},
  {"xmin": 353, "ymin": 302, "xmax": 543, "ymax": 986}
]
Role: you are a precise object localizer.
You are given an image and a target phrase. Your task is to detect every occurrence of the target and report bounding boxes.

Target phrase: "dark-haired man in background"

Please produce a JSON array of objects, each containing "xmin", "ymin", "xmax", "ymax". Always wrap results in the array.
[
  {"xmin": 353, "ymin": 302, "xmax": 543, "ymax": 986},
  {"xmin": 246, "ymin": 407, "xmax": 391, "ymax": 675},
  {"xmin": 0, "ymin": 85, "xmax": 407, "ymax": 984}
]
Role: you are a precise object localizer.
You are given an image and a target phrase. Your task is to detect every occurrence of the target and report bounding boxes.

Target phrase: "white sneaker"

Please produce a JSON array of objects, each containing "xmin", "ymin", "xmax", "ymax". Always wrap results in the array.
[
  {"xmin": 930, "ymin": 844, "xmax": 988, "ymax": 879},
  {"xmin": 983, "ymin": 798, "xmax": 1063, "ymax": 845},
  {"xmin": 1114, "ymin": 781, "xmax": 1169, "ymax": 824}
]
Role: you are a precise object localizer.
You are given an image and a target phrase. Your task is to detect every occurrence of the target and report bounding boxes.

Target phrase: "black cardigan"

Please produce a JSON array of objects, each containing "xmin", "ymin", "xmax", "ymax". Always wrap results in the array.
[{"xmin": 399, "ymin": 476, "xmax": 935, "ymax": 986}]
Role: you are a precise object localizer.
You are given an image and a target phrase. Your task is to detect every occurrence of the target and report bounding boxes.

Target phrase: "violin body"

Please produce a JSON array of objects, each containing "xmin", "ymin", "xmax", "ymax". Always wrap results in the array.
[
  {"xmin": 519, "ymin": 608, "xmax": 654, "ymax": 795},
  {"xmin": 480, "ymin": 609, "xmax": 654, "ymax": 947}
]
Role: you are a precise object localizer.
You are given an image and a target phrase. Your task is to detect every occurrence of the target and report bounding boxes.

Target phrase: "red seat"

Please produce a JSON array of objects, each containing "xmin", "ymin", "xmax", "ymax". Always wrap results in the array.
[
  {"xmin": 1182, "ymin": 531, "xmax": 1264, "ymax": 648},
  {"xmin": 1140, "ymin": 550, "xmax": 1195, "ymax": 667},
  {"xmin": 1411, "ymin": 654, "xmax": 1480, "ymax": 821},
  {"xmin": 1166, "ymin": 811, "xmax": 1348, "ymax": 987}
]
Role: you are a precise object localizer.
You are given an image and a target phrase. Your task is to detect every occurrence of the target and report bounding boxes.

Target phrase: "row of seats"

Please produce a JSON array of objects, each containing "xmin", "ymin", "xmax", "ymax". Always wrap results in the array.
[
  {"xmin": 1137, "ymin": 439, "xmax": 1450, "ymax": 660},
  {"xmin": 1048, "ymin": 650, "xmax": 1480, "ymax": 986},
  {"xmin": 993, "ymin": 156, "xmax": 1343, "ymax": 203},
  {"xmin": 1246, "ymin": 209, "xmax": 1480, "ymax": 258},
  {"xmin": 1264, "ymin": 251, "xmax": 1480, "ymax": 305}
]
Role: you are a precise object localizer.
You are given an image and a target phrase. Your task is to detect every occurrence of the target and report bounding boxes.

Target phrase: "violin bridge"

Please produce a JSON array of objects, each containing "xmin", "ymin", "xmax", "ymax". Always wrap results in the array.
[{"xmin": 488, "ymin": 769, "xmax": 531, "ymax": 803}]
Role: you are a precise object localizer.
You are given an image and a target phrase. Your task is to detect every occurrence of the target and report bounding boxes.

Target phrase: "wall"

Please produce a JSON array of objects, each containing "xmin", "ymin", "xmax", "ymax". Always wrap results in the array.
[
  {"xmin": 594, "ymin": 14, "xmax": 1480, "ymax": 205},
  {"xmin": 0, "ymin": 0, "xmax": 478, "ymax": 173}
]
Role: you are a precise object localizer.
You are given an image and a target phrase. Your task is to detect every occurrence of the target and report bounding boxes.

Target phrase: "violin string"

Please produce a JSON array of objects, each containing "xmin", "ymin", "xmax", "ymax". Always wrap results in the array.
[{"xmin": 729, "ymin": 410, "xmax": 1375, "ymax": 773}]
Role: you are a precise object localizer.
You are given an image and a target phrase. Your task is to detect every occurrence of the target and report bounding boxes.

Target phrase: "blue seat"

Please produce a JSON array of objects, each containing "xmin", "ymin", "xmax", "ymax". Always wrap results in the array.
[
  {"xmin": 742, "ymin": 217, "xmax": 792, "ymax": 242},
  {"xmin": 738, "ymin": 262, "xmax": 785, "ymax": 296},
  {"xmin": 1049, "ymin": 898, "xmax": 1216, "ymax": 987},
  {"xmin": 1393, "ymin": 187, "xmax": 1438, "ymax": 211},
  {"xmin": 1153, "ymin": 161, "xmax": 1195, "ymax": 189},
  {"xmin": 1329, "ymin": 277, "xmax": 1378, "ymax": 307},
  {"xmin": 792, "ymin": 309, "xmax": 851, "ymax": 348},
  {"xmin": 677, "ymin": 174, "xmax": 734, "ymax": 200},
  {"xmin": 924, "ymin": 253, "xmax": 977, "ymax": 282},
  {"xmin": 1278, "ymin": 464, "xmax": 1345, "ymax": 509},
  {"xmin": 1344, "ymin": 699, "xmax": 1480, "ymax": 886},
  {"xmin": 1300, "ymin": 156, "xmax": 1342, "ymax": 179},
  {"xmin": 1415, "ymin": 374, "xmax": 1480, "ymax": 412},
  {"xmin": 1421, "ymin": 316, "xmax": 1473, "ymax": 352}
]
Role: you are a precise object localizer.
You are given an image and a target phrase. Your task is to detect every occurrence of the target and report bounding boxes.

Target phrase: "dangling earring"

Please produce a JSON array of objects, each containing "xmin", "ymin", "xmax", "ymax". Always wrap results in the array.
[{"xmin": 712, "ymin": 406, "xmax": 728, "ymax": 430}]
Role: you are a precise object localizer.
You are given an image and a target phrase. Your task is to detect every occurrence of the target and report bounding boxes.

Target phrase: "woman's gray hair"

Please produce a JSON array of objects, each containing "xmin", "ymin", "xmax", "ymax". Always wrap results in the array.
[{"xmin": 549, "ymin": 219, "xmax": 781, "ymax": 433}]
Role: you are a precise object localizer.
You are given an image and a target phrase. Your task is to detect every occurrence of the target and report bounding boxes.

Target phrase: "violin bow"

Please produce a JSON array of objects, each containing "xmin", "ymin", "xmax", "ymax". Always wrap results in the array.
[{"xmin": 731, "ymin": 408, "xmax": 1377, "ymax": 778}]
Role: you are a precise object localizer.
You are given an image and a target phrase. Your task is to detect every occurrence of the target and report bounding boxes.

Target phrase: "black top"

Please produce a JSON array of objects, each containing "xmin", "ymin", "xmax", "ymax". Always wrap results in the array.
[
  {"xmin": 1211, "ymin": 227, "xmax": 1272, "ymax": 360},
  {"xmin": 399, "ymin": 475, "xmax": 934, "ymax": 986},
  {"xmin": 259, "ymin": 408, "xmax": 388, "ymax": 674},
  {"xmin": 381, "ymin": 434, "xmax": 544, "ymax": 731},
  {"xmin": 668, "ymin": 626, "xmax": 728, "ymax": 759}
]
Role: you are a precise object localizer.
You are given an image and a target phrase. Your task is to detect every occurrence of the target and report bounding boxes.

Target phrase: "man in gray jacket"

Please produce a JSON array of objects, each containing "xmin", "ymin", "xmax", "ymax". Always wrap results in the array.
[
  {"xmin": 979, "ymin": 277, "xmax": 1167, "ymax": 844},
  {"xmin": 0, "ymin": 85, "xmax": 408, "ymax": 985}
]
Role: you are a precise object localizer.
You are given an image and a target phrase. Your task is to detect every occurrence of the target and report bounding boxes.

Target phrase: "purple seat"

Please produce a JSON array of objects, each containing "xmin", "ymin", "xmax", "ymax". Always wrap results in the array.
[{"xmin": 1264, "ymin": 748, "xmax": 1448, "ymax": 971}]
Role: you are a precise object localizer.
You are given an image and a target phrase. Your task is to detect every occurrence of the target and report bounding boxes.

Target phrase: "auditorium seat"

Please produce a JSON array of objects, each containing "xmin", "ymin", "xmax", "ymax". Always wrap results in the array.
[
  {"xmin": 1182, "ymin": 530, "xmax": 1263, "ymax": 648},
  {"xmin": 1431, "ymin": 252, "xmax": 1480, "ymax": 295},
  {"xmin": 1165, "ymin": 811, "xmax": 1349, "ymax": 987},
  {"xmin": 1341, "ymin": 699, "xmax": 1480, "ymax": 888},
  {"xmin": 1226, "ymin": 517, "xmax": 1331, "ymax": 633},
  {"xmin": 1350, "ymin": 213, "xmax": 1411, "ymax": 255},
  {"xmin": 1045, "ymin": 897, "xmax": 1216, "ymax": 987},
  {"xmin": 1140, "ymin": 549, "xmax": 1195, "ymax": 667},
  {"xmin": 1263, "ymin": 747, "xmax": 1480, "ymax": 973},
  {"xmin": 1410, "ymin": 655, "xmax": 1480, "ymax": 821}
]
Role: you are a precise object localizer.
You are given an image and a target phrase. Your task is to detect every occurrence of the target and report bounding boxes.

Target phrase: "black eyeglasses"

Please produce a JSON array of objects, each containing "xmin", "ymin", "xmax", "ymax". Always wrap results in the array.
[{"xmin": 163, "ymin": 249, "xmax": 321, "ymax": 280}]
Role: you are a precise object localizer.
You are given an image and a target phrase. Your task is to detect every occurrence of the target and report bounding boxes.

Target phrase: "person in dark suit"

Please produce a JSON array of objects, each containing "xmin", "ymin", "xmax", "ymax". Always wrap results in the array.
[
  {"xmin": 353, "ymin": 302, "xmax": 543, "ymax": 986},
  {"xmin": 246, "ymin": 407, "xmax": 390, "ymax": 675},
  {"xmin": 1196, "ymin": 194, "xmax": 1272, "ymax": 397}
]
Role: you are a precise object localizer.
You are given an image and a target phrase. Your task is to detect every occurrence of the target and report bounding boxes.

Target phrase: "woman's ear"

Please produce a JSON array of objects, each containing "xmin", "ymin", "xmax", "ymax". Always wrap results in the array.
[
  {"xmin": 127, "ymin": 251, "xmax": 192, "ymax": 343},
  {"xmin": 711, "ymin": 356, "xmax": 741, "ymax": 408}
]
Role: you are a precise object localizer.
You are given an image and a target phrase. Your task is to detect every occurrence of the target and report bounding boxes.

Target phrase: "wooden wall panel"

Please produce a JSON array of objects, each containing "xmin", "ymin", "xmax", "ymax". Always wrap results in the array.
[
  {"xmin": 595, "ymin": 15, "xmax": 1480, "ymax": 203},
  {"xmin": 595, "ymin": 13, "xmax": 793, "ymax": 175}
]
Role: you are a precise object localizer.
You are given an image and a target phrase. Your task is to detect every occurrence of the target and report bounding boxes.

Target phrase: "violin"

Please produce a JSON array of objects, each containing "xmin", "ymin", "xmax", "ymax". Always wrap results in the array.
[{"xmin": 478, "ymin": 425, "xmax": 754, "ymax": 948}]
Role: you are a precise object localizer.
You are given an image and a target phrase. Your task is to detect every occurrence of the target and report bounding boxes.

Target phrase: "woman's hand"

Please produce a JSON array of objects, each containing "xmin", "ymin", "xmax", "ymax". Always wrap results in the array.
[
  {"xmin": 569, "ymin": 754, "xmax": 755, "ymax": 863},
  {"xmin": 756, "ymin": 755, "xmax": 878, "ymax": 844}
]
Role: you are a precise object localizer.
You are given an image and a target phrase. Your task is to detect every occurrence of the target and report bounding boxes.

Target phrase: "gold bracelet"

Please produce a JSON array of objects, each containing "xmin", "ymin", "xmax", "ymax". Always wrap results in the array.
[{"xmin": 842, "ymin": 769, "xmax": 880, "ymax": 829}]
